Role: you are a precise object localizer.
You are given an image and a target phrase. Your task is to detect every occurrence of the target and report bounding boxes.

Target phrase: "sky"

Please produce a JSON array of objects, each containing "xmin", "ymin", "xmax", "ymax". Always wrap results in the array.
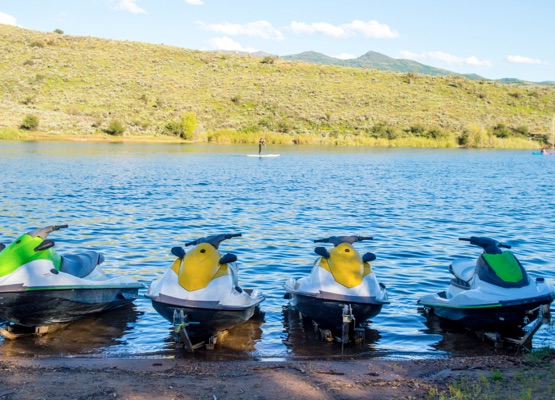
[{"xmin": 0, "ymin": 0, "xmax": 553, "ymax": 82}]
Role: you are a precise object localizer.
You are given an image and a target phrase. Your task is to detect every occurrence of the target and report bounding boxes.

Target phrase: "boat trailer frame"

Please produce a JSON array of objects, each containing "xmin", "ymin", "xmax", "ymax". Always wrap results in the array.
[{"xmin": 171, "ymin": 309, "xmax": 228, "ymax": 352}]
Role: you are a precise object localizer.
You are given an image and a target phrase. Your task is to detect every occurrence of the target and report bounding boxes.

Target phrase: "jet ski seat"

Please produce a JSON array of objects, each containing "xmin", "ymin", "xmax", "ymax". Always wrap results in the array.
[
  {"xmin": 60, "ymin": 251, "xmax": 105, "ymax": 278},
  {"xmin": 449, "ymin": 259, "xmax": 475, "ymax": 289}
]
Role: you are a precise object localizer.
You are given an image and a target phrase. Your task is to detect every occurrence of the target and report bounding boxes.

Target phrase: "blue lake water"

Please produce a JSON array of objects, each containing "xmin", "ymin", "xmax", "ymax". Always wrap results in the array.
[{"xmin": 1, "ymin": 141, "xmax": 554, "ymax": 359}]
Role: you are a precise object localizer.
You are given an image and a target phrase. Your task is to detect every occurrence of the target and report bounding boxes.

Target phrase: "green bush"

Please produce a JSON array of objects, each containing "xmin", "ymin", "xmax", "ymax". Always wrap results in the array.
[
  {"xmin": 427, "ymin": 127, "xmax": 450, "ymax": 140},
  {"xmin": 513, "ymin": 125, "xmax": 530, "ymax": 136},
  {"xmin": 492, "ymin": 123, "xmax": 511, "ymax": 138},
  {"xmin": 408, "ymin": 124, "xmax": 426, "ymax": 136},
  {"xmin": 180, "ymin": 111, "xmax": 198, "ymax": 140},
  {"xmin": 463, "ymin": 123, "xmax": 489, "ymax": 148},
  {"xmin": 20, "ymin": 114, "xmax": 39, "ymax": 130},
  {"xmin": 163, "ymin": 120, "xmax": 182, "ymax": 136},
  {"xmin": 106, "ymin": 119, "xmax": 125, "ymax": 136},
  {"xmin": 53, "ymin": 29, "xmax": 64, "ymax": 34}
]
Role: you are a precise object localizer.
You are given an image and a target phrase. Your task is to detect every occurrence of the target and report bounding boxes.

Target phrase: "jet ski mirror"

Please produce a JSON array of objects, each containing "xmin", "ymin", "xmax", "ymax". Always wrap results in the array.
[
  {"xmin": 219, "ymin": 253, "xmax": 237, "ymax": 265},
  {"xmin": 34, "ymin": 240, "xmax": 55, "ymax": 252},
  {"xmin": 0, "ymin": 243, "xmax": 5, "ymax": 251},
  {"xmin": 171, "ymin": 246, "xmax": 186, "ymax": 259},
  {"xmin": 314, "ymin": 246, "xmax": 331, "ymax": 259},
  {"xmin": 362, "ymin": 252, "xmax": 376, "ymax": 263}
]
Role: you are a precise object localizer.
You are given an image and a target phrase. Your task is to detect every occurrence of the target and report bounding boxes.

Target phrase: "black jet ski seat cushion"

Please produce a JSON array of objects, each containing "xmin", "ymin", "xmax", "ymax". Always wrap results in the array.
[
  {"xmin": 476, "ymin": 251, "xmax": 529, "ymax": 289},
  {"xmin": 60, "ymin": 251, "xmax": 105, "ymax": 278}
]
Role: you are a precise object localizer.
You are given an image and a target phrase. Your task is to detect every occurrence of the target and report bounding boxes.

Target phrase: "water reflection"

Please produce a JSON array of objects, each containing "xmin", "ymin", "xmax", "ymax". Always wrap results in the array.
[
  {"xmin": 419, "ymin": 309, "xmax": 525, "ymax": 357},
  {"xmin": 161, "ymin": 311, "xmax": 266, "ymax": 360},
  {"xmin": 0, "ymin": 304, "xmax": 141, "ymax": 357}
]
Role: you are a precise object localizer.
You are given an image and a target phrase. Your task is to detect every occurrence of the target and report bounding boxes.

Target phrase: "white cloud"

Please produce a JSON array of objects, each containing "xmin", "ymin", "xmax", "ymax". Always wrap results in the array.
[
  {"xmin": 507, "ymin": 55, "xmax": 547, "ymax": 65},
  {"xmin": 335, "ymin": 53, "xmax": 357, "ymax": 60},
  {"xmin": 0, "ymin": 12, "xmax": 17, "ymax": 26},
  {"xmin": 400, "ymin": 50, "xmax": 493, "ymax": 67},
  {"xmin": 114, "ymin": 0, "xmax": 146, "ymax": 14},
  {"xmin": 185, "ymin": 0, "xmax": 204, "ymax": 4},
  {"xmin": 289, "ymin": 20, "xmax": 398, "ymax": 39},
  {"xmin": 196, "ymin": 20, "xmax": 283, "ymax": 40},
  {"xmin": 208, "ymin": 36, "xmax": 257, "ymax": 53}
]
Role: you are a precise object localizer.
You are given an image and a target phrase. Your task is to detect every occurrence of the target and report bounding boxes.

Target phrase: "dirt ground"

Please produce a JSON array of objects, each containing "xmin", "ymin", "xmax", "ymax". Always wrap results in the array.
[{"xmin": 0, "ymin": 354, "xmax": 554, "ymax": 400}]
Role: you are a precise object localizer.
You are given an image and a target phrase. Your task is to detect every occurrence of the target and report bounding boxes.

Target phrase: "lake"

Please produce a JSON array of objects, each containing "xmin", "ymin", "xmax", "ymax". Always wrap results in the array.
[{"xmin": 0, "ymin": 141, "xmax": 554, "ymax": 359}]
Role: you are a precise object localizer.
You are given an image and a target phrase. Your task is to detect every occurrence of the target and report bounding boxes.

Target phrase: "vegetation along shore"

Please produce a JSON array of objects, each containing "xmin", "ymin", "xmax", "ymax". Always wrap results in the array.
[{"xmin": 1, "ymin": 24, "xmax": 554, "ymax": 149}]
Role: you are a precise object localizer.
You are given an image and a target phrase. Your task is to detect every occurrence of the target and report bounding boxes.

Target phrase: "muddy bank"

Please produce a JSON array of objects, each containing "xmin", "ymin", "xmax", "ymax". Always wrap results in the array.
[{"xmin": 1, "ymin": 354, "xmax": 554, "ymax": 399}]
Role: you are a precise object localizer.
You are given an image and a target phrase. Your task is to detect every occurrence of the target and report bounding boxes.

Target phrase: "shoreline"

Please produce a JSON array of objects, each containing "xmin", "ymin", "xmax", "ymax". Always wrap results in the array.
[
  {"xmin": 0, "ymin": 131, "xmax": 549, "ymax": 150},
  {"xmin": 1, "ymin": 353, "xmax": 553, "ymax": 399}
]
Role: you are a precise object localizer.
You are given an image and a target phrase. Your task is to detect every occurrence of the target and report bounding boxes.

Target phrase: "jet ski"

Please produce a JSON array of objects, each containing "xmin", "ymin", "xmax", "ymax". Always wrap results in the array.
[
  {"xmin": 418, "ymin": 237, "xmax": 555, "ymax": 334},
  {"xmin": 284, "ymin": 236, "xmax": 389, "ymax": 340},
  {"xmin": 0, "ymin": 224, "xmax": 143, "ymax": 331},
  {"xmin": 146, "ymin": 233, "xmax": 264, "ymax": 347}
]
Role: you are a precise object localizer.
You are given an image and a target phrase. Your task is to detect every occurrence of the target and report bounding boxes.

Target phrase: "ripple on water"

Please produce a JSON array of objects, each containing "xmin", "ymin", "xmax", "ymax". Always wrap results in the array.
[{"xmin": 1, "ymin": 143, "xmax": 554, "ymax": 358}]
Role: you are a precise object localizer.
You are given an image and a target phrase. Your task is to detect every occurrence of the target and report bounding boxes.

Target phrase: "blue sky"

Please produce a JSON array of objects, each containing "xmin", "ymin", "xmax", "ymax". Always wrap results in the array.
[{"xmin": 1, "ymin": 0, "xmax": 553, "ymax": 82}]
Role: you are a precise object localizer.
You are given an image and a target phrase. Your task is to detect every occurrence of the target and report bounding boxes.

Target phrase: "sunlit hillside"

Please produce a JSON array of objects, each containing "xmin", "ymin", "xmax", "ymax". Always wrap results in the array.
[{"xmin": 1, "ymin": 24, "xmax": 554, "ymax": 147}]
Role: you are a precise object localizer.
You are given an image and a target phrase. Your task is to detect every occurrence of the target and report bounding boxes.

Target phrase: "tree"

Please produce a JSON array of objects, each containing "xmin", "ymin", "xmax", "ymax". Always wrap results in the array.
[
  {"xmin": 180, "ymin": 112, "xmax": 198, "ymax": 140},
  {"xmin": 106, "ymin": 119, "xmax": 125, "ymax": 136},
  {"xmin": 20, "ymin": 114, "xmax": 39, "ymax": 130}
]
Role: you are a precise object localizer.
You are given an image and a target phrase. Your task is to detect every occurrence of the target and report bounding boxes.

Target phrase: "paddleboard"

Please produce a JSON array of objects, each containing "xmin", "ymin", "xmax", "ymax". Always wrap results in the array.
[
  {"xmin": 532, "ymin": 151, "xmax": 553, "ymax": 156},
  {"xmin": 247, "ymin": 154, "xmax": 280, "ymax": 157}
]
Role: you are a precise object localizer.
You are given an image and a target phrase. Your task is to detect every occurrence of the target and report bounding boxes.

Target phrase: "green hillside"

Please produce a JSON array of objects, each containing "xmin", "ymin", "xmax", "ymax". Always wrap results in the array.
[
  {"xmin": 1, "ymin": 24, "xmax": 554, "ymax": 147},
  {"xmin": 283, "ymin": 50, "xmax": 461, "ymax": 77}
]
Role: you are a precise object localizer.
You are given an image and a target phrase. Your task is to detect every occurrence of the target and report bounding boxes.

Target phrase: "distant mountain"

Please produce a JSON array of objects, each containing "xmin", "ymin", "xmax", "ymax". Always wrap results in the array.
[
  {"xmin": 282, "ymin": 50, "xmax": 479, "ymax": 78},
  {"xmin": 281, "ymin": 51, "xmax": 553, "ymax": 85}
]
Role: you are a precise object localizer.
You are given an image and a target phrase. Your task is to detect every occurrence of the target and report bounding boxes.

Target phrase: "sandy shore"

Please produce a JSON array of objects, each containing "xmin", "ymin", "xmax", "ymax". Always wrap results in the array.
[{"xmin": 1, "ymin": 354, "xmax": 554, "ymax": 399}]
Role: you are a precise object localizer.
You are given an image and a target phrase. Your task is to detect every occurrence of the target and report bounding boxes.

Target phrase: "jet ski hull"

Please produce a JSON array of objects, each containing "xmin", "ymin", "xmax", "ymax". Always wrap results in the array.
[
  {"xmin": 287, "ymin": 291, "xmax": 385, "ymax": 331},
  {"xmin": 150, "ymin": 296, "xmax": 260, "ymax": 339},
  {"xmin": 0, "ymin": 287, "xmax": 140, "ymax": 327},
  {"xmin": 420, "ymin": 292, "xmax": 554, "ymax": 334}
]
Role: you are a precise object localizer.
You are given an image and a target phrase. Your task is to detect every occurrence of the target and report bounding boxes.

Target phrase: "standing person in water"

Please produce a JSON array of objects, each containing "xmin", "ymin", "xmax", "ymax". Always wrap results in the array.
[{"xmin": 258, "ymin": 138, "xmax": 266, "ymax": 155}]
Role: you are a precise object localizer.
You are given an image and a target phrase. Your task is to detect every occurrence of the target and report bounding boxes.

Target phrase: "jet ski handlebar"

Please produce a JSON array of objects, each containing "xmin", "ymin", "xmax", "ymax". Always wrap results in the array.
[
  {"xmin": 459, "ymin": 236, "xmax": 511, "ymax": 254},
  {"xmin": 29, "ymin": 224, "xmax": 69, "ymax": 239},
  {"xmin": 314, "ymin": 236, "xmax": 373, "ymax": 246},
  {"xmin": 185, "ymin": 233, "xmax": 242, "ymax": 249}
]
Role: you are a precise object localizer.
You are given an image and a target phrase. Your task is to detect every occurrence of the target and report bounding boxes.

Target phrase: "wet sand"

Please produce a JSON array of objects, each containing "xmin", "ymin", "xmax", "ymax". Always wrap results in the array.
[{"xmin": 1, "ymin": 354, "xmax": 554, "ymax": 399}]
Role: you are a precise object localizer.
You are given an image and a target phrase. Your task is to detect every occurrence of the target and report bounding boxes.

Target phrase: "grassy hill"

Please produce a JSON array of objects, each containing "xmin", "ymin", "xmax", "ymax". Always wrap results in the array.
[{"xmin": 1, "ymin": 24, "xmax": 554, "ymax": 147}]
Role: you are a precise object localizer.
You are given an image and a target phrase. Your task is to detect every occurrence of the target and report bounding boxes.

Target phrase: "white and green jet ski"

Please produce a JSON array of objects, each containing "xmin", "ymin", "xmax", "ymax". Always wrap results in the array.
[
  {"xmin": 418, "ymin": 237, "xmax": 555, "ymax": 334},
  {"xmin": 0, "ymin": 225, "xmax": 143, "ymax": 328},
  {"xmin": 146, "ymin": 233, "xmax": 264, "ymax": 341},
  {"xmin": 284, "ymin": 236, "xmax": 389, "ymax": 336}
]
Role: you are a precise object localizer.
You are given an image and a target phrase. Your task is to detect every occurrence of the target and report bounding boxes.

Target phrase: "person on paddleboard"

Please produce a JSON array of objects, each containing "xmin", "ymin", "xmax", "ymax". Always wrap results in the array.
[{"xmin": 258, "ymin": 138, "xmax": 266, "ymax": 155}]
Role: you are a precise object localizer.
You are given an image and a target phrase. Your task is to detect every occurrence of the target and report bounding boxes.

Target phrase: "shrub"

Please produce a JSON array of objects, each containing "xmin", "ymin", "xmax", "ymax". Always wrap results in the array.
[
  {"xmin": 369, "ymin": 123, "xmax": 391, "ymax": 139},
  {"xmin": 53, "ymin": 29, "xmax": 64, "ymax": 34},
  {"xmin": 260, "ymin": 56, "xmax": 276, "ymax": 64},
  {"xmin": 180, "ymin": 112, "xmax": 198, "ymax": 140},
  {"xmin": 463, "ymin": 123, "xmax": 489, "ymax": 148},
  {"xmin": 427, "ymin": 127, "xmax": 449, "ymax": 140},
  {"xmin": 20, "ymin": 114, "xmax": 39, "ymax": 130},
  {"xmin": 492, "ymin": 123, "xmax": 511, "ymax": 138},
  {"xmin": 513, "ymin": 125, "xmax": 529, "ymax": 136},
  {"xmin": 408, "ymin": 124, "xmax": 426, "ymax": 136},
  {"xmin": 21, "ymin": 96, "xmax": 35, "ymax": 105},
  {"xmin": 106, "ymin": 119, "xmax": 125, "ymax": 135},
  {"xmin": 163, "ymin": 120, "xmax": 182, "ymax": 136}
]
